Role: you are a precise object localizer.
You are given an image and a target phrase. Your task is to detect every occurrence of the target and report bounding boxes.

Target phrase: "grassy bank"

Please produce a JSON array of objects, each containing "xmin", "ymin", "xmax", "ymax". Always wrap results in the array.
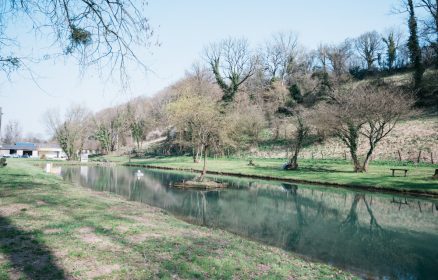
[
  {"xmin": 124, "ymin": 156, "xmax": 438, "ymax": 195},
  {"xmin": 0, "ymin": 160, "xmax": 356, "ymax": 279}
]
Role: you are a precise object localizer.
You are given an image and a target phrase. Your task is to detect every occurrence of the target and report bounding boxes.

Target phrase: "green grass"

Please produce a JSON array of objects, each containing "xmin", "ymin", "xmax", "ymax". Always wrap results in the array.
[
  {"xmin": 0, "ymin": 160, "xmax": 356, "ymax": 279},
  {"xmin": 127, "ymin": 156, "xmax": 438, "ymax": 194}
]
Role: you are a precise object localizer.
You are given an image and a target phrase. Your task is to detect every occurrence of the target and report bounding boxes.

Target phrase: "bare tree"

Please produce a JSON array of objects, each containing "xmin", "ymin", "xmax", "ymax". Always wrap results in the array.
[
  {"xmin": 314, "ymin": 43, "xmax": 330, "ymax": 72},
  {"xmin": 318, "ymin": 85, "xmax": 414, "ymax": 172},
  {"xmin": 2, "ymin": 120, "xmax": 22, "ymax": 144},
  {"xmin": 327, "ymin": 40, "xmax": 352, "ymax": 82},
  {"xmin": 359, "ymin": 87, "xmax": 415, "ymax": 171},
  {"xmin": 284, "ymin": 108, "xmax": 311, "ymax": 170},
  {"xmin": 0, "ymin": 0, "xmax": 156, "ymax": 85},
  {"xmin": 263, "ymin": 31, "xmax": 299, "ymax": 84},
  {"xmin": 44, "ymin": 105, "xmax": 91, "ymax": 160},
  {"xmin": 205, "ymin": 37, "xmax": 256, "ymax": 103},
  {"xmin": 417, "ymin": 0, "xmax": 438, "ymax": 66},
  {"xmin": 354, "ymin": 31, "xmax": 383, "ymax": 71}
]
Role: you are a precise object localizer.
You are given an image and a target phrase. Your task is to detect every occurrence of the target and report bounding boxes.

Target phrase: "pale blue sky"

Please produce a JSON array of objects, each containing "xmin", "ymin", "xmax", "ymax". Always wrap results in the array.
[{"xmin": 0, "ymin": 0, "xmax": 404, "ymax": 137}]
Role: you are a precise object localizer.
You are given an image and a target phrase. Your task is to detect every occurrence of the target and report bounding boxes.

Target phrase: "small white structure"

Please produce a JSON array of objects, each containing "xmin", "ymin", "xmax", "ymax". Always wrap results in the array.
[{"xmin": 38, "ymin": 145, "xmax": 63, "ymax": 159}]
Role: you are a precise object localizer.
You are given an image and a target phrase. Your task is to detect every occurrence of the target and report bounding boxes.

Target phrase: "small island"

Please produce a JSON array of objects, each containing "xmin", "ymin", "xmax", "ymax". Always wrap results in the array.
[{"xmin": 172, "ymin": 179, "xmax": 225, "ymax": 189}]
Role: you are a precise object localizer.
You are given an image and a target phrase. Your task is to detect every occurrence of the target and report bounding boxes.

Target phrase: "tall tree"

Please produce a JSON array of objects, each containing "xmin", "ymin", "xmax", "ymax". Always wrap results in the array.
[
  {"xmin": 314, "ymin": 43, "xmax": 330, "ymax": 72},
  {"xmin": 327, "ymin": 40, "xmax": 352, "ymax": 82},
  {"xmin": 167, "ymin": 92, "xmax": 224, "ymax": 181},
  {"xmin": 2, "ymin": 120, "xmax": 22, "ymax": 144},
  {"xmin": 205, "ymin": 37, "xmax": 256, "ymax": 103},
  {"xmin": 407, "ymin": 0, "xmax": 425, "ymax": 89},
  {"xmin": 284, "ymin": 108, "xmax": 311, "ymax": 170},
  {"xmin": 382, "ymin": 29, "xmax": 404, "ymax": 71},
  {"xmin": 93, "ymin": 107, "xmax": 127, "ymax": 153},
  {"xmin": 263, "ymin": 31, "xmax": 299, "ymax": 84},
  {"xmin": 417, "ymin": 0, "xmax": 438, "ymax": 67},
  {"xmin": 44, "ymin": 105, "xmax": 91, "ymax": 160},
  {"xmin": 354, "ymin": 31, "xmax": 383, "ymax": 71}
]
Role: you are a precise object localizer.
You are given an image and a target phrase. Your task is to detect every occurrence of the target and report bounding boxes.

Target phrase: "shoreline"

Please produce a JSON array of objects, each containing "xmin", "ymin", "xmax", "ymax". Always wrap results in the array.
[
  {"xmin": 125, "ymin": 163, "xmax": 438, "ymax": 198},
  {"xmin": 0, "ymin": 160, "xmax": 357, "ymax": 279}
]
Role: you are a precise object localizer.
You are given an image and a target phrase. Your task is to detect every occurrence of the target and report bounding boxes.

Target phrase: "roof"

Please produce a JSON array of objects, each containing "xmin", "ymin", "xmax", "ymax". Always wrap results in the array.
[
  {"xmin": 37, "ymin": 143, "xmax": 61, "ymax": 149},
  {"xmin": 15, "ymin": 142, "xmax": 36, "ymax": 147},
  {"xmin": 0, "ymin": 144, "xmax": 37, "ymax": 151}
]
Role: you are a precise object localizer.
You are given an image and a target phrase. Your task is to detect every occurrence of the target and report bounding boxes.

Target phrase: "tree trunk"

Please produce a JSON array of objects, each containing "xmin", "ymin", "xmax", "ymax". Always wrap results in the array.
[
  {"xmin": 350, "ymin": 149, "xmax": 363, "ymax": 172},
  {"xmin": 344, "ymin": 124, "xmax": 363, "ymax": 172},
  {"xmin": 361, "ymin": 144, "xmax": 375, "ymax": 172},
  {"xmin": 397, "ymin": 149, "xmax": 402, "ymax": 161},
  {"xmin": 198, "ymin": 145, "xmax": 208, "ymax": 181},
  {"xmin": 417, "ymin": 150, "xmax": 422, "ymax": 163},
  {"xmin": 192, "ymin": 145, "xmax": 200, "ymax": 163},
  {"xmin": 287, "ymin": 154, "xmax": 299, "ymax": 170},
  {"xmin": 274, "ymin": 125, "xmax": 280, "ymax": 140},
  {"xmin": 137, "ymin": 139, "xmax": 141, "ymax": 150}
]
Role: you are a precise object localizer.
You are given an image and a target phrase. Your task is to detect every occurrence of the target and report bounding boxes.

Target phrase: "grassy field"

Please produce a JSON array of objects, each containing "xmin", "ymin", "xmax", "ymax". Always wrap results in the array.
[
  {"xmin": 0, "ymin": 160, "xmax": 356, "ymax": 279},
  {"xmin": 124, "ymin": 156, "xmax": 438, "ymax": 195}
]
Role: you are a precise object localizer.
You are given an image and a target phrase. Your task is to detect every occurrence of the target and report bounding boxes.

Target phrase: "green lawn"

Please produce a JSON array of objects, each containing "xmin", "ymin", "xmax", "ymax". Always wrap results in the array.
[
  {"xmin": 126, "ymin": 156, "xmax": 438, "ymax": 195},
  {"xmin": 0, "ymin": 160, "xmax": 356, "ymax": 279}
]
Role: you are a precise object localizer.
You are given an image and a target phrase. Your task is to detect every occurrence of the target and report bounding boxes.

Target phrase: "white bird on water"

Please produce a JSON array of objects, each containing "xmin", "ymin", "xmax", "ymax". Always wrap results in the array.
[{"xmin": 135, "ymin": 170, "xmax": 144, "ymax": 177}]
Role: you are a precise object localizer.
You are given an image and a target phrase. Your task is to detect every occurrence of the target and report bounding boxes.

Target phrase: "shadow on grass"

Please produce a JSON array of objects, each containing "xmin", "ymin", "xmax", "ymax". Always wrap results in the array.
[
  {"xmin": 253, "ymin": 165, "xmax": 353, "ymax": 174},
  {"xmin": 0, "ymin": 216, "xmax": 66, "ymax": 279}
]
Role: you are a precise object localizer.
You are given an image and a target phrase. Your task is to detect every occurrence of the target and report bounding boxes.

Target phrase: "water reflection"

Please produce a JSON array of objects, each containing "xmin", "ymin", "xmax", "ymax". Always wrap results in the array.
[{"xmin": 58, "ymin": 165, "xmax": 438, "ymax": 279}]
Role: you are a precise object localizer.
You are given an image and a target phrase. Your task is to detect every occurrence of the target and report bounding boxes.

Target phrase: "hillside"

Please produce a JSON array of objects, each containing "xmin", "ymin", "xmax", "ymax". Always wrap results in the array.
[{"xmin": 256, "ymin": 116, "xmax": 438, "ymax": 163}]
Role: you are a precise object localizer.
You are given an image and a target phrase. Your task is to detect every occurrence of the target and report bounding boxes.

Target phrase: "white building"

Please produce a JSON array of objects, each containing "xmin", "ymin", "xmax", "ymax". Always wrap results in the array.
[
  {"xmin": 0, "ymin": 142, "xmax": 64, "ymax": 159},
  {"xmin": 0, "ymin": 142, "xmax": 38, "ymax": 157}
]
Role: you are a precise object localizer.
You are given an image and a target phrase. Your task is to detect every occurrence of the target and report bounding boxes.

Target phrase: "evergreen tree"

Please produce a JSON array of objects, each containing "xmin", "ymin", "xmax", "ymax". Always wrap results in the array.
[
  {"xmin": 407, "ymin": 0, "xmax": 425, "ymax": 89},
  {"xmin": 383, "ymin": 32, "xmax": 397, "ymax": 71}
]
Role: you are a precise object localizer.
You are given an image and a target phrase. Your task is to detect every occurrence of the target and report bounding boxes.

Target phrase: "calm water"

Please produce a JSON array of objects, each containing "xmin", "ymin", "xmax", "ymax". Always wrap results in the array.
[{"xmin": 55, "ymin": 165, "xmax": 438, "ymax": 279}]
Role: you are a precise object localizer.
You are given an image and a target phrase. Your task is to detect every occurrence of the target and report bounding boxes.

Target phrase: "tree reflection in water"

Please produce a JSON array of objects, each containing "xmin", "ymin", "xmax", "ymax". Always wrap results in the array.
[{"xmin": 58, "ymin": 165, "xmax": 438, "ymax": 279}]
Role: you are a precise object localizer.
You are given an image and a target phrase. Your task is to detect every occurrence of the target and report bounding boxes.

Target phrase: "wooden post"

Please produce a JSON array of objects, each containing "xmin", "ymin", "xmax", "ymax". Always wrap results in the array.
[
  {"xmin": 431, "ymin": 152, "xmax": 434, "ymax": 164},
  {"xmin": 417, "ymin": 150, "xmax": 422, "ymax": 163}
]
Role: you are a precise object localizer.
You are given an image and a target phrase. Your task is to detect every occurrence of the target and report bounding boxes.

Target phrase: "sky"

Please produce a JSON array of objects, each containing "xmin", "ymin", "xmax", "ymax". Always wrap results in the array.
[{"xmin": 0, "ymin": 0, "xmax": 405, "ymax": 138}]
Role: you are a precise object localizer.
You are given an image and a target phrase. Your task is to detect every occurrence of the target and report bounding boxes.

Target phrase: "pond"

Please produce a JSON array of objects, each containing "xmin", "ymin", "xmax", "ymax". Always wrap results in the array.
[{"xmin": 54, "ymin": 165, "xmax": 438, "ymax": 279}]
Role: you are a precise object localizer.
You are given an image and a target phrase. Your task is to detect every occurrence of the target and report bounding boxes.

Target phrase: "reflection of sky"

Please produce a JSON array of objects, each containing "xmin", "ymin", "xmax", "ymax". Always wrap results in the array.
[
  {"xmin": 61, "ymin": 165, "xmax": 438, "ymax": 279},
  {"xmin": 1, "ymin": 0, "xmax": 405, "ymax": 137}
]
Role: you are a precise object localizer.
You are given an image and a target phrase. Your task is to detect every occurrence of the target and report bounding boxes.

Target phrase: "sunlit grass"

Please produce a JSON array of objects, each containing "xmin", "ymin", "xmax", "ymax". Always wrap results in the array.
[
  {"xmin": 0, "ymin": 160, "xmax": 357, "ymax": 279},
  {"xmin": 128, "ymin": 156, "xmax": 438, "ymax": 193}
]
